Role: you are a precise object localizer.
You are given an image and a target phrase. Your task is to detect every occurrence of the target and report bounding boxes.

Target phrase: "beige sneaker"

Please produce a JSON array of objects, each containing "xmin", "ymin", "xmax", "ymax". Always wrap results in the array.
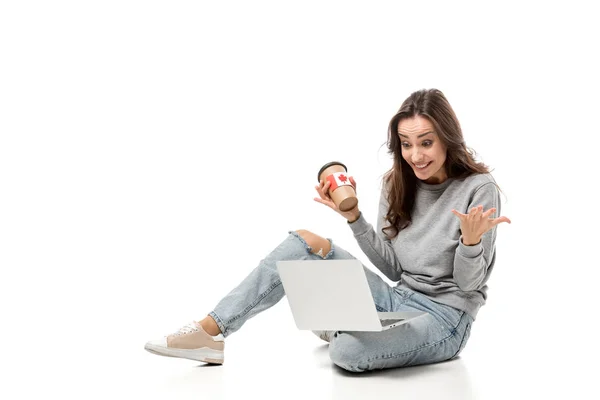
[
  {"xmin": 144, "ymin": 321, "xmax": 225, "ymax": 364},
  {"xmin": 313, "ymin": 330, "xmax": 334, "ymax": 343}
]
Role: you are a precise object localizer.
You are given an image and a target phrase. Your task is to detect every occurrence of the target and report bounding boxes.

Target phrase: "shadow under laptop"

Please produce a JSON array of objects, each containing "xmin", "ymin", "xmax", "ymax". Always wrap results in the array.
[{"xmin": 313, "ymin": 344, "xmax": 475, "ymax": 400}]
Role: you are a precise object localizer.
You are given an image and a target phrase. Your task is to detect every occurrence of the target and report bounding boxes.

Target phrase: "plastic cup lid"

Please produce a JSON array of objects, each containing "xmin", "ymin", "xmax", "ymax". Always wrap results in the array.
[{"xmin": 317, "ymin": 161, "xmax": 347, "ymax": 182}]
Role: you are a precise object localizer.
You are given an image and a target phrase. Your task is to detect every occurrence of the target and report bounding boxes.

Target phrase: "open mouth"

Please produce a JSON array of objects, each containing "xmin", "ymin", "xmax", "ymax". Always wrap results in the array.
[{"xmin": 414, "ymin": 162, "xmax": 431, "ymax": 170}]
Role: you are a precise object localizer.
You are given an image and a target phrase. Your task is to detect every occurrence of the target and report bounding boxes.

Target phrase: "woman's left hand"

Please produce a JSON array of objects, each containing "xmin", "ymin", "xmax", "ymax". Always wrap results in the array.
[{"xmin": 451, "ymin": 205, "xmax": 511, "ymax": 246}]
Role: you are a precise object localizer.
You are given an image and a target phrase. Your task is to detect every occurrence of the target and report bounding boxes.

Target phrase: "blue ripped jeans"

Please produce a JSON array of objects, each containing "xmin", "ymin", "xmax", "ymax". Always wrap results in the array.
[{"xmin": 209, "ymin": 231, "xmax": 474, "ymax": 372}]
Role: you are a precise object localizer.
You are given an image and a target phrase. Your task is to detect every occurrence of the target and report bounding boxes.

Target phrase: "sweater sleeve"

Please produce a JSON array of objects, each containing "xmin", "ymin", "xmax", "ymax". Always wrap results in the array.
[
  {"xmin": 453, "ymin": 182, "xmax": 501, "ymax": 291},
  {"xmin": 347, "ymin": 183, "xmax": 403, "ymax": 281}
]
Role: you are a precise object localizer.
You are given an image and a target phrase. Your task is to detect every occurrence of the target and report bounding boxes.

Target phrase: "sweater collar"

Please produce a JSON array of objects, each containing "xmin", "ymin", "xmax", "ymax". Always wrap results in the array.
[{"xmin": 416, "ymin": 177, "xmax": 455, "ymax": 191}]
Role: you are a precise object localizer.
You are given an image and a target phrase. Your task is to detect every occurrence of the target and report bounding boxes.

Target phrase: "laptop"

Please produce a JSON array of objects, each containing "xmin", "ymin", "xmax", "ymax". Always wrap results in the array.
[{"xmin": 276, "ymin": 259, "xmax": 427, "ymax": 331}]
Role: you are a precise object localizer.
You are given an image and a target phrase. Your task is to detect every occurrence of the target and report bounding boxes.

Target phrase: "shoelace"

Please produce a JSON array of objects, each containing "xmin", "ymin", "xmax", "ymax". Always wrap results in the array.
[{"xmin": 172, "ymin": 322, "xmax": 199, "ymax": 336}]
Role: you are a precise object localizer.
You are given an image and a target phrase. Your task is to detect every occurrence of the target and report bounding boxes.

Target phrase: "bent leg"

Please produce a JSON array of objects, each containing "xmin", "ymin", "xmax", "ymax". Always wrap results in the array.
[
  {"xmin": 209, "ymin": 231, "xmax": 349, "ymax": 336},
  {"xmin": 328, "ymin": 290, "xmax": 474, "ymax": 372},
  {"xmin": 209, "ymin": 230, "xmax": 399, "ymax": 338}
]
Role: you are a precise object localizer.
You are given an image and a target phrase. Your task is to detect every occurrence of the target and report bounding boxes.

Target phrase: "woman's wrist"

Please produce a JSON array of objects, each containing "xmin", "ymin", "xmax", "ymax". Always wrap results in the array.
[
  {"xmin": 347, "ymin": 210, "xmax": 361, "ymax": 223},
  {"xmin": 461, "ymin": 236, "xmax": 481, "ymax": 246}
]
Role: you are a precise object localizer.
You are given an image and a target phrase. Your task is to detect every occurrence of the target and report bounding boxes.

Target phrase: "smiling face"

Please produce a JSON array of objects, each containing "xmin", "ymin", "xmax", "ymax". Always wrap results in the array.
[{"xmin": 398, "ymin": 116, "xmax": 448, "ymax": 184}]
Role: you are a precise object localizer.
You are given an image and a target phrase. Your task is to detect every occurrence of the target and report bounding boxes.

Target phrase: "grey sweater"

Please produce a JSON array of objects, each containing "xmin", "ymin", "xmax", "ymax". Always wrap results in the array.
[{"xmin": 348, "ymin": 173, "xmax": 501, "ymax": 319}]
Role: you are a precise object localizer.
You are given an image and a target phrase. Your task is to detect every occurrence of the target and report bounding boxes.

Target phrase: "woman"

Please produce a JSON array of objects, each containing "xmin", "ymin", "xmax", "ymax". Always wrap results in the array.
[{"xmin": 144, "ymin": 88, "xmax": 511, "ymax": 372}]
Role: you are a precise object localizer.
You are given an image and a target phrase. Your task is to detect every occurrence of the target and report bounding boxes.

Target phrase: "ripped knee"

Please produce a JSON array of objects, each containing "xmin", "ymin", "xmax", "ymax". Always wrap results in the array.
[{"xmin": 295, "ymin": 229, "xmax": 331, "ymax": 258}]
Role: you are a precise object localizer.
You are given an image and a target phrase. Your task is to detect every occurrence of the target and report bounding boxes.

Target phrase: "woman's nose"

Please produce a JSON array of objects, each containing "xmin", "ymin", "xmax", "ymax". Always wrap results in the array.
[{"xmin": 411, "ymin": 149, "xmax": 423, "ymax": 163}]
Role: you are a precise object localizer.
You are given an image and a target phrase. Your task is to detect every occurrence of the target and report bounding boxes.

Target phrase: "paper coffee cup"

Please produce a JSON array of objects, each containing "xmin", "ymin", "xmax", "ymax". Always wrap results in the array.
[{"xmin": 317, "ymin": 161, "xmax": 358, "ymax": 212}]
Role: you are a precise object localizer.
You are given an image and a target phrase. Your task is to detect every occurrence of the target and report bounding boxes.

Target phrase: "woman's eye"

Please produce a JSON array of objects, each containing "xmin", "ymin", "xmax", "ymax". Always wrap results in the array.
[{"xmin": 402, "ymin": 140, "xmax": 432, "ymax": 148}]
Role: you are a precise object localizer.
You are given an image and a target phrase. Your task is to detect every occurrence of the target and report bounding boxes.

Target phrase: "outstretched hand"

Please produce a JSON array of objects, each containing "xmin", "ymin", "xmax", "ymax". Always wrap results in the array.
[
  {"xmin": 451, "ymin": 205, "xmax": 511, "ymax": 246},
  {"xmin": 314, "ymin": 176, "xmax": 360, "ymax": 221}
]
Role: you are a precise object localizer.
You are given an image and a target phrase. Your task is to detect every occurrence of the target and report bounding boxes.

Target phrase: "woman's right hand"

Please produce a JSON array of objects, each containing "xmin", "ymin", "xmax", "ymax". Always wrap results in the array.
[{"xmin": 314, "ymin": 177, "xmax": 361, "ymax": 222}]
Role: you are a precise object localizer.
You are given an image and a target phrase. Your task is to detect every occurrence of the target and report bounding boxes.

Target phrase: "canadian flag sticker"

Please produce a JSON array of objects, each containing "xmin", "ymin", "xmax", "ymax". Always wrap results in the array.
[{"xmin": 326, "ymin": 172, "xmax": 354, "ymax": 192}]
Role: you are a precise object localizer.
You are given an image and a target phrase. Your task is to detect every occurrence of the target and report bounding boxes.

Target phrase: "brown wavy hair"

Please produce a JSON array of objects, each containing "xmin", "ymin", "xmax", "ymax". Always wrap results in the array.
[{"xmin": 382, "ymin": 88, "xmax": 490, "ymax": 239}]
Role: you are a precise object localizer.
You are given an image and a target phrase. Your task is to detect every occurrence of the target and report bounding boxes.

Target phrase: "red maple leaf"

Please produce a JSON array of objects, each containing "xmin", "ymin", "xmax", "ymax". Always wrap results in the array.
[{"xmin": 338, "ymin": 174, "xmax": 348, "ymax": 183}]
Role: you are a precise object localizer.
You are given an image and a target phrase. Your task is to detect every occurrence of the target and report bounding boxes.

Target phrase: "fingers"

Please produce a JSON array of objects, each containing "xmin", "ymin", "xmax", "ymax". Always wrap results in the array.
[
  {"xmin": 323, "ymin": 179, "xmax": 331, "ymax": 193},
  {"xmin": 315, "ymin": 180, "xmax": 336, "ymax": 211},
  {"xmin": 313, "ymin": 197, "xmax": 333, "ymax": 207},
  {"xmin": 482, "ymin": 207, "xmax": 497, "ymax": 219},
  {"xmin": 314, "ymin": 181, "xmax": 337, "ymax": 210},
  {"xmin": 315, "ymin": 180, "xmax": 331, "ymax": 200},
  {"xmin": 466, "ymin": 206, "xmax": 481, "ymax": 221},
  {"xmin": 492, "ymin": 216, "xmax": 512, "ymax": 226},
  {"xmin": 478, "ymin": 206, "xmax": 510, "ymax": 225},
  {"xmin": 454, "ymin": 206, "xmax": 488, "ymax": 220},
  {"xmin": 466, "ymin": 205, "xmax": 484, "ymax": 221},
  {"xmin": 451, "ymin": 209, "xmax": 466, "ymax": 220},
  {"xmin": 314, "ymin": 186, "xmax": 334, "ymax": 205},
  {"xmin": 471, "ymin": 205, "xmax": 483, "ymax": 215}
]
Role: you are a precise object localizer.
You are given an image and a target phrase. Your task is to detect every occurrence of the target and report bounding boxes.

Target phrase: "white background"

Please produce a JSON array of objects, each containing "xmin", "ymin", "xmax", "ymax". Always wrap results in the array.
[{"xmin": 1, "ymin": 1, "xmax": 598, "ymax": 399}]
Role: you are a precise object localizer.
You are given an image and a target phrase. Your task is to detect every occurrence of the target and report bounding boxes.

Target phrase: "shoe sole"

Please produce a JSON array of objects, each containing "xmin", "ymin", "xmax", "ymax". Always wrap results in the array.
[{"xmin": 144, "ymin": 343, "xmax": 224, "ymax": 364}]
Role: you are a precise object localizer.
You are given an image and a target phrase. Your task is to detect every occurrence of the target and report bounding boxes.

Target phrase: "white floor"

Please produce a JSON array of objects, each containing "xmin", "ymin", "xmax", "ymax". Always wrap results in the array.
[{"xmin": 6, "ymin": 297, "xmax": 592, "ymax": 400}]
